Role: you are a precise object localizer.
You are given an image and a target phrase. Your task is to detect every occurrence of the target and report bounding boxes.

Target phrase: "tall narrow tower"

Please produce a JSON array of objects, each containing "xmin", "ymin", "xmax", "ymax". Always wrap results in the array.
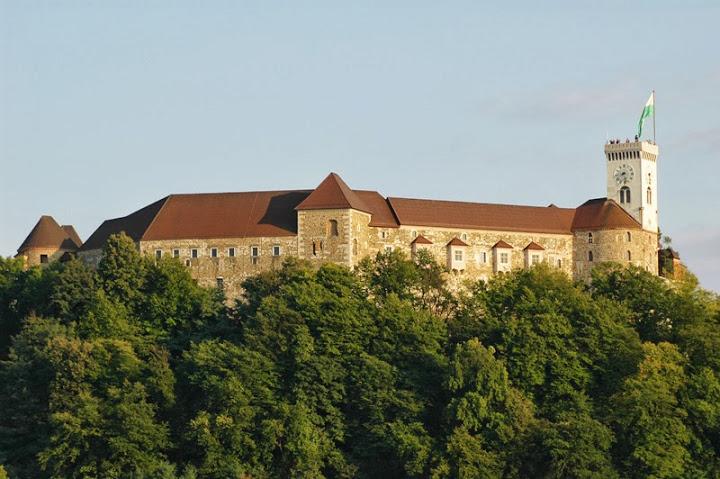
[{"xmin": 604, "ymin": 140, "xmax": 659, "ymax": 232}]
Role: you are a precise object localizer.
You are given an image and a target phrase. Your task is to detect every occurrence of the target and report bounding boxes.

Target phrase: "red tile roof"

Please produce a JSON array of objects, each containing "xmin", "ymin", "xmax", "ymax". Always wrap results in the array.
[
  {"xmin": 355, "ymin": 191, "xmax": 399, "ymax": 227},
  {"xmin": 296, "ymin": 173, "xmax": 372, "ymax": 214},
  {"xmin": 387, "ymin": 197, "xmax": 576, "ymax": 234},
  {"xmin": 411, "ymin": 234, "xmax": 433, "ymax": 245},
  {"xmin": 18, "ymin": 216, "xmax": 82, "ymax": 252},
  {"xmin": 79, "ymin": 173, "xmax": 647, "ymax": 253},
  {"xmin": 447, "ymin": 237, "xmax": 469, "ymax": 247},
  {"xmin": 493, "ymin": 240, "xmax": 513, "ymax": 249},
  {"xmin": 524, "ymin": 241, "xmax": 545, "ymax": 250},
  {"xmin": 571, "ymin": 198, "xmax": 641, "ymax": 230}
]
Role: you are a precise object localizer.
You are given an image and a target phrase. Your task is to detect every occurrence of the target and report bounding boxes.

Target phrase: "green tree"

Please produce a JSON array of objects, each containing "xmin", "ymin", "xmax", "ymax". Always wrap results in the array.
[
  {"xmin": 610, "ymin": 342, "xmax": 691, "ymax": 478},
  {"xmin": 97, "ymin": 233, "xmax": 146, "ymax": 307}
]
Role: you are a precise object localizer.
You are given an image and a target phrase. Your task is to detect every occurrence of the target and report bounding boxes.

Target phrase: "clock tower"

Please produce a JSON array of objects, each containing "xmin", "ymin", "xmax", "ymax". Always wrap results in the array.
[{"xmin": 604, "ymin": 139, "xmax": 659, "ymax": 232}]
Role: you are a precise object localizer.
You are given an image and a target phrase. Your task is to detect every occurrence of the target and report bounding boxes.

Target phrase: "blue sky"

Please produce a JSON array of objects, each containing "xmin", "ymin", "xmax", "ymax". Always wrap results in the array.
[{"xmin": 1, "ymin": 1, "xmax": 719, "ymax": 291}]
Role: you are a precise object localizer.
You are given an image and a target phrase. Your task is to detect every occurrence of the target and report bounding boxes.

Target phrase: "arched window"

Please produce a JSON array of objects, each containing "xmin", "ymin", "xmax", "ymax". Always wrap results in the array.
[
  {"xmin": 626, "ymin": 231, "xmax": 632, "ymax": 242},
  {"xmin": 588, "ymin": 251, "xmax": 594, "ymax": 262},
  {"xmin": 327, "ymin": 219, "xmax": 339, "ymax": 236},
  {"xmin": 647, "ymin": 187, "xmax": 652, "ymax": 204},
  {"xmin": 627, "ymin": 250, "xmax": 632, "ymax": 261},
  {"xmin": 620, "ymin": 186, "xmax": 631, "ymax": 204},
  {"xmin": 312, "ymin": 241, "xmax": 317, "ymax": 256},
  {"xmin": 588, "ymin": 232, "xmax": 593, "ymax": 244}
]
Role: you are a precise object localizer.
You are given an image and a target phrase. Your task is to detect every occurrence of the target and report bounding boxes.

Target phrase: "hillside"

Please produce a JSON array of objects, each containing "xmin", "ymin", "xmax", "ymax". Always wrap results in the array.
[{"xmin": 1, "ymin": 233, "xmax": 719, "ymax": 478}]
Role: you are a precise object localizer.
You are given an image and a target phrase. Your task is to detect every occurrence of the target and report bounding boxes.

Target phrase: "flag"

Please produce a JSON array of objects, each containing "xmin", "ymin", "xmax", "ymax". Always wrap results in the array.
[{"xmin": 637, "ymin": 92, "xmax": 654, "ymax": 138}]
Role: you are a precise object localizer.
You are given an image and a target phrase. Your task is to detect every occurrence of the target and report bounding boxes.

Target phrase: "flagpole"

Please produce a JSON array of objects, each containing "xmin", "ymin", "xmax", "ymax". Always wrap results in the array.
[{"xmin": 652, "ymin": 90, "xmax": 656, "ymax": 143}]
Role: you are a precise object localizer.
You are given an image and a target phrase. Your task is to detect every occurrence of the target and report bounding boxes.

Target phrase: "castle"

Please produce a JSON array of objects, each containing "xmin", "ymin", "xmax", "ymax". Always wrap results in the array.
[{"xmin": 16, "ymin": 139, "xmax": 660, "ymax": 298}]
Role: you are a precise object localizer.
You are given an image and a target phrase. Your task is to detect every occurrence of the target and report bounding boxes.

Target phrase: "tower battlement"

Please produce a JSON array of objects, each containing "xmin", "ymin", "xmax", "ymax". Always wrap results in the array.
[{"xmin": 604, "ymin": 140, "xmax": 658, "ymax": 161}]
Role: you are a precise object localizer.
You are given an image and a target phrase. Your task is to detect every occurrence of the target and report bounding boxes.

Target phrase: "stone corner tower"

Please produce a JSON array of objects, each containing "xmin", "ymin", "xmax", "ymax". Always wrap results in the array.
[{"xmin": 604, "ymin": 139, "xmax": 659, "ymax": 233}]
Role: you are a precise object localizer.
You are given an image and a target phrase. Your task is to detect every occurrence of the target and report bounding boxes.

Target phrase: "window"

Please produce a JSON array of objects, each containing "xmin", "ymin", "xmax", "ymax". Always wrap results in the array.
[
  {"xmin": 173, "ymin": 249, "xmax": 180, "ymax": 258},
  {"xmin": 312, "ymin": 242, "xmax": 317, "ymax": 256},
  {"xmin": 647, "ymin": 187, "xmax": 652, "ymax": 204},
  {"xmin": 531, "ymin": 254, "xmax": 541, "ymax": 265},
  {"xmin": 380, "ymin": 230, "xmax": 387, "ymax": 239},
  {"xmin": 228, "ymin": 247, "xmax": 236, "ymax": 257},
  {"xmin": 461, "ymin": 233, "xmax": 468, "ymax": 241},
  {"xmin": 454, "ymin": 250, "xmax": 463, "ymax": 261},
  {"xmin": 626, "ymin": 232, "xmax": 632, "ymax": 242},
  {"xmin": 557, "ymin": 259, "xmax": 562, "ymax": 268},
  {"xmin": 216, "ymin": 277, "xmax": 224, "ymax": 290},
  {"xmin": 185, "ymin": 259, "xmax": 191, "ymax": 267},
  {"xmin": 273, "ymin": 245, "xmax": 281, "ymax": 257},
  {"xmin": 500, "ymin": 252, "xmax": 509, "ymax": 264},
  {"xmin": 385, "ymin": 246, "xmax": 393, "ymax": 252},
  {"xmin": 40, "ymin": 254, "xmax": 49, "ymax": 264},
  {"xmin": 328, "ymin": 219, "xmax": 339, "ymax": 236},
  {"xmin": 588, "ymin": 251, "xmax": 594, "ymax": 262},
  {"xmin": 211, "ymin": 248, "xmax": 218, "ymax": 258},
  {"xmin": 412, "ymin": 230, "xmax": 417, "ymax": 238},
  {"xmin": 191, "ymin": 249, "xmax": 198, "ymax": 258},
  {"xmin": 627, "ymin": 250, "xmax": 632, "ymax": 261},
  {"xmin": 588, "ymin": 232, "xmax": 593, "ymax": 244},
  {"xmin": 251, "ymin": 246, "xmax": 260, "ymax": 264},
  {"xmin": 155, "ymin": 250, "xmax": 162, "ymax": 259},
  {"xmin": 480, "ymin": 252, "xmax": 487, "ymax": 263},
  {"xmin": 620, "ymin": 186, "xmax": 631, "ymax": 204}
]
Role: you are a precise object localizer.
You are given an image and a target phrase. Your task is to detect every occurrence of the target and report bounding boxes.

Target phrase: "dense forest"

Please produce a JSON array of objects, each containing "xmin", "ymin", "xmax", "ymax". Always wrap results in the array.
[{"xmin": 1, "ymin": 233, "xmax": 719, "ymax": 479}]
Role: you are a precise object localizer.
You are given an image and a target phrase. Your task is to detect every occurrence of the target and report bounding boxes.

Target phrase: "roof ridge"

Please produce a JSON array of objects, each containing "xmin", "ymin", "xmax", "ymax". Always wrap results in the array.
[
  {"xmin": 296, "ymin": 173, "xmax": 372, "ymax": 213},
  {"xmin": 388, "ymin": 196, "xmax": 575, "ymax": 211}
]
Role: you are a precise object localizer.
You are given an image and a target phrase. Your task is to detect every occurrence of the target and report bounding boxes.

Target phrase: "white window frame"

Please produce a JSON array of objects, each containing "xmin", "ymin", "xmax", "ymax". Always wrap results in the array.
[
  {"xmin": 173, "ymin": 249, "xmax": 180, "ymax": 258},
  {"xmin": 191, "ymin": 248, "xmax": 198, "ymax": 258},
  {"xmin": 211, "ymin": 247, "xmax": 218, "ymax": 258},
  {"xmin": 500, "ymin": 252, "xmax": 509, "ymax": 264},
  {"xmin": 155, "ymin": 249, "xmax": 162, "ymax": 259},
  {"xmin": 272, "ymin": 245, "xmax": 281, "ymax": 257},
  {"xmin": 228, "ymin": 247, "xmax": 236, "ymax": 257}
]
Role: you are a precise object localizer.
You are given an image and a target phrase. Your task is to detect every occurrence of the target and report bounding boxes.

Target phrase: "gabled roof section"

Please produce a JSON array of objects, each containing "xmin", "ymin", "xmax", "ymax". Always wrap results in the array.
[
  {"xmin": 81, "ymin": 191, "xmax": 312, "ymax": 250},
  {"xmin": 296, "ymin": 173, "xmax": 372, "ymax": 214},
  {"xmin": 80, "ymin": 197, "xmax": 170, "ymax": 250},
  {"xmin": 354, "ymin": 191, "xmax": 399, "ymax": 227},
  {"xmin": 411, "ymin": 234, "xmax": 433, "ymax": 245},
  {"xmin": 447, "ymin": 237, "xmax": 469, "ymax": 247},
  {"xmin": 571, "ymin": 198, "xmax": 641, "ymax": 231},
  {"xmin": 524, "ymin": 241, "xmax": 545, "ymax": 251},
  {"xmin": 18, "ymin": 216, "xmax": 82, "ymax": 252},
  {"xmin": 387, "ymin": 197, "xmax": 575, "ymax": 234},
  {"xmin": 493, "ymin": 240, "xmax": 513, "ymax": 249}
]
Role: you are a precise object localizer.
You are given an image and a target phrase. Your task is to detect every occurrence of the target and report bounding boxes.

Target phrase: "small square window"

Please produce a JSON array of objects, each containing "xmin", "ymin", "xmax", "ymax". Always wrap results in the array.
[
  {"xmin": 211, "ymin": 248, "xmax": 218, "ymax": 258},
  {"xmin": 228, "ymin": 247, "xmax": 236, "ymax": 257},
  {"xmin": 454, "ymin": 250, "xmax": 463, "ymax": 261},
  {"xmin": 155, "ymin": 250, "xmax": 162, "ymax": 259},
  {"xmin": 173, "ymin": 249, "xmax": 180, "ymax": 258},
  {"xmin": 273, "ymin": 245, "xmax": 281, "ymax": 256},
  {"xmin": 191, "ymin": 249, "xmax": 198, "ymax": 258},
  {"xmin": 40, "ymin": 254, "xmax": 49, "ymax": 264}
]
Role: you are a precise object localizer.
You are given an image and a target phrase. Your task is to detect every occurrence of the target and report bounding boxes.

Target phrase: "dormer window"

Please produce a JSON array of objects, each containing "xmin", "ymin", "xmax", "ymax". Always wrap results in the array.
[{"xmin": 454, "ymin": 250, "xmax": 463, "ymax": 261}]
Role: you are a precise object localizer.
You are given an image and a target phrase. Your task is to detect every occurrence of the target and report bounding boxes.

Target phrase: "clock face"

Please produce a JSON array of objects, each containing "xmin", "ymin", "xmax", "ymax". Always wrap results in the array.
[{"xmin": 614, "ymin": 164, "xmax": 634, "ymax": 185}]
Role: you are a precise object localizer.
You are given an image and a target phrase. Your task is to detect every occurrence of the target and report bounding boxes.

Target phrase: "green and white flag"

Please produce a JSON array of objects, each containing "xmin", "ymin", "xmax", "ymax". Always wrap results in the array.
[{"xmin": 637, "ymin": 92, "xmax": 654, "ymax": 138}]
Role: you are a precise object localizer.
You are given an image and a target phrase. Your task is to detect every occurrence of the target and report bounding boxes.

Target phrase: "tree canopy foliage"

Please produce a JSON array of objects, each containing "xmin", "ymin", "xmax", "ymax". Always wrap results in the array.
[{"xmin": 1, "ymin": 233, "xmax": 719, "ymax": 478}]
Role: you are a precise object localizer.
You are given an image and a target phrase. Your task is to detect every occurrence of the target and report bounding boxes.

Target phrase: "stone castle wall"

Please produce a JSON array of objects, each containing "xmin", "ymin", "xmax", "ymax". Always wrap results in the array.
[
  {"xmin": 573, "ymin": 229, "xmax": 658, "ymax": 280},
  {"xmin": 366, "ymin": 225, "xmax": 575, "ymax": 282},
  {"xmin": 139, "ymin": 237, "xmax": 298, "ymax": 300},
  {"xmin": 18, "ymin": 247, "xmax": 72, "ymax": 268},
  {"xmin": 297, "ymin": 209, "xmax": 372, "ymax": 267}
]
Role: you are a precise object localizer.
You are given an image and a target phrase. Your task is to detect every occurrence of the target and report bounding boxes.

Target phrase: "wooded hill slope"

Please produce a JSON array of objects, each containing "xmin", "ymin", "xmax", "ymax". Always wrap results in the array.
[{"xmin": 1, "ymin": 233, "xmax": 719, "ymax": 479}]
